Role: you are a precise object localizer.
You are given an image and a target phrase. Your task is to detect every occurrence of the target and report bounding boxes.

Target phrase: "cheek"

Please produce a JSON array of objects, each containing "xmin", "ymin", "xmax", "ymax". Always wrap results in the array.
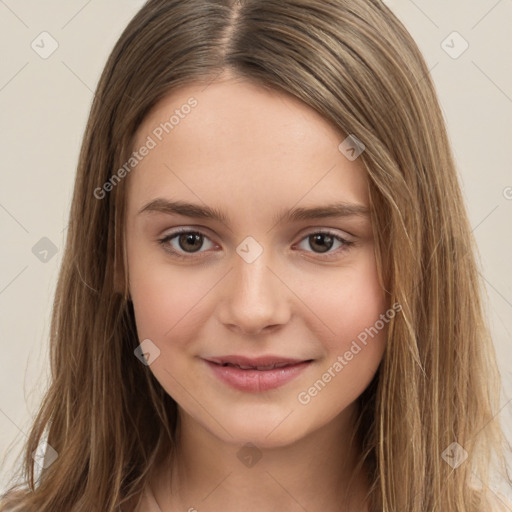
[
  {"xmin": 296, "ymin": 252, "xmax": 388, "ymax": 404},
  {"xmin": 307, "ymin": 251, "xmax": 387, "ymax": 352},
  {"xmin": 127, "ymin": 246, "xmax": 217, "ymax": 345}
]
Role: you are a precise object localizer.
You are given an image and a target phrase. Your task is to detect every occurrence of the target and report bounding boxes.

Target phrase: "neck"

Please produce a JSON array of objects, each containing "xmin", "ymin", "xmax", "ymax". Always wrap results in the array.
[{"xmin": 151, "ymin": 401, "xmax": 369, "ymax": 512}]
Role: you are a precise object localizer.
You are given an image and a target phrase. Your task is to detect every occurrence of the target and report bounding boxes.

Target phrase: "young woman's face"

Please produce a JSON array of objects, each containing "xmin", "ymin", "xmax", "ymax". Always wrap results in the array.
[{"xmin": 125, "ymin": 77, "xmax": 388, "ymax": 448}]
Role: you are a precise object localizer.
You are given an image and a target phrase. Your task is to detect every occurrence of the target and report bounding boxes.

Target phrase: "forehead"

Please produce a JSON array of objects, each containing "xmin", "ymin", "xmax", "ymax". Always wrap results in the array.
[
  {"xmin": 133, "ymin": 77, "xmax": 343, "ymax": 150},
  {"xmin": 127, "ymin": 78, "xmax": 369, "ymax": 215}
]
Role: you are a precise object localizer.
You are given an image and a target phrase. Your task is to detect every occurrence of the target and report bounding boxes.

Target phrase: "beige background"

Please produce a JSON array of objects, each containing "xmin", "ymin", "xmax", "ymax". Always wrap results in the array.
[{"xmin": 1, "ymin": 0, "xmax": 511, "ymax": 500}]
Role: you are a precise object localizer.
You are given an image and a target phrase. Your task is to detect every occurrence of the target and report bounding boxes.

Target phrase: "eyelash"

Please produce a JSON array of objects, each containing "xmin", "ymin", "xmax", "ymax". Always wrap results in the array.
[{"xmin": 157, "ymin": 228, "xmax": 355, "ymax": 261}]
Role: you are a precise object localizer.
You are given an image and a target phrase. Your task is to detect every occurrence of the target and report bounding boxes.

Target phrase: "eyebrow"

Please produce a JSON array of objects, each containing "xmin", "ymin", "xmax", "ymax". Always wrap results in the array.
[{"xmin": 138, "ymin": 198, "xmax": 370, "ymax": 226}]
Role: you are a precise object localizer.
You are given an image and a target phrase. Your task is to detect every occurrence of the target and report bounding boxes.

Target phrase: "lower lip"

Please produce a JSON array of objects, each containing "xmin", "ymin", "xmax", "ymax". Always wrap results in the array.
[{"xmin": 204, "ymin": 360, "xmax": 311, "ymax": 392}]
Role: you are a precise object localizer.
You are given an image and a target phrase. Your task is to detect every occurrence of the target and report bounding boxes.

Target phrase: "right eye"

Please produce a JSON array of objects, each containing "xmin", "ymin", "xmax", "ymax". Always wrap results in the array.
[{"xmin": 158, "ymin": 229, "xmax": 217, "ymax": 259}]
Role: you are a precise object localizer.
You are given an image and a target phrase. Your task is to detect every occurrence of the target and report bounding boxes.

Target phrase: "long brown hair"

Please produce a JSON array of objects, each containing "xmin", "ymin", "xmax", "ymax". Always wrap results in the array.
[{"xmin": 1, "ymin": 1, "xmax": 510, "ymax": 510}]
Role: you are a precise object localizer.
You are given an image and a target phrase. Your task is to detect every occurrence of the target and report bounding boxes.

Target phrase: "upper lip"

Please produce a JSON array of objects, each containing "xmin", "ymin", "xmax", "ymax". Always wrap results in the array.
[{"xmin": 204, "ymin": 355, "xmax": 312, "ymax": 370}]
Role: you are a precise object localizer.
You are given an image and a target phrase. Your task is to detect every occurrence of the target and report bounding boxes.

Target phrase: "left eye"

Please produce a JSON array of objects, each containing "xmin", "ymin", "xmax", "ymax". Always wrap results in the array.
[
  {"xmin": 295, "ymin": 231, "xmax": 353, "ymax": 255},
  {"xmin": 158, "ymin": 229, "xmax": 354, "ymax": 259}
]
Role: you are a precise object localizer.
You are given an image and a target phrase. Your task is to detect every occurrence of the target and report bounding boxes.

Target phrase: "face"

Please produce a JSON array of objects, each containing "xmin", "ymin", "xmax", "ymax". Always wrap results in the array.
[{"xmin": 124, "ymin": 76, "xmax": 389, "ymax": 449}]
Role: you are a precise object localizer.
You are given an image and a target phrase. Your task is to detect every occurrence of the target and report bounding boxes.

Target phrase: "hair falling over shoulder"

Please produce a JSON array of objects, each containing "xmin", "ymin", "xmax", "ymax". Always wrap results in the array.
[{"xmin": 1, "ymin": 1, "xmax": 510, "ymax": 511}]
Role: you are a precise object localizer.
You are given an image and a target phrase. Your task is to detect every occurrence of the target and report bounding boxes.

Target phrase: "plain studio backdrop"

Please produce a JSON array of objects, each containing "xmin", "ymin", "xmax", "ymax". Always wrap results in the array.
[{"xmin": 0, "ymin": 0, "xmax": 511, "ymax": 500}]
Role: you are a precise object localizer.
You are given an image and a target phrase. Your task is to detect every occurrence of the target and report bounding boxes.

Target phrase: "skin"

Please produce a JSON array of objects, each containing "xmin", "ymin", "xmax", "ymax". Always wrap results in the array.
[{"xmin": 124, "ymin": 72, "xmax": 388, "ymax": 512}]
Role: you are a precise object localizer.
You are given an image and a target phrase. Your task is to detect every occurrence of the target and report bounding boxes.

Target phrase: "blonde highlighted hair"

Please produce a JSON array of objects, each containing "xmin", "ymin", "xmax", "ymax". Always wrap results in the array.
[{"xmin": 2, "ymin": 0, "xmax": 510, "ymax": 510}]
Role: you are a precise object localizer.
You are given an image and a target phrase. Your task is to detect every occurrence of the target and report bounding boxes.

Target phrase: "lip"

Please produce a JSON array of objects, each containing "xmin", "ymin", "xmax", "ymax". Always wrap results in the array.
[{"xmin": 203, "ymin": 355, "xmax": 313, "ymax": 392}]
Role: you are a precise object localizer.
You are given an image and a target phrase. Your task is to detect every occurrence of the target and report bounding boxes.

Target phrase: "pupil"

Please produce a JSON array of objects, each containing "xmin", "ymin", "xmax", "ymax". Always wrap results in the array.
[
  {"xmin": 311, "ymin": 234, "xmax": 333, "ymax": 253},
  {"xmin": 179, "ymin": 233, "xmax": 202, "ymax": 253}
]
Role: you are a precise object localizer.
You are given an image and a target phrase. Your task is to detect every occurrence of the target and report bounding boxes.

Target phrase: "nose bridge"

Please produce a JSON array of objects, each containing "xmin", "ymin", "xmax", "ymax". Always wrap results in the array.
[
  {"xmin": 236, "ymin": 248, "xmax": 275, "ymax": 299},
  {"xmin": 218, "ymin": 239, "xmax": 290, "ymax": 333}
]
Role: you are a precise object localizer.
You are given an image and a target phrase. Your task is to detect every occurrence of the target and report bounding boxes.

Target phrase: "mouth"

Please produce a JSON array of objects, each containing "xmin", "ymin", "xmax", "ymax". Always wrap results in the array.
[{"xmin": 203, "ymin": 355, "xmax": 314, "ymax": 392}]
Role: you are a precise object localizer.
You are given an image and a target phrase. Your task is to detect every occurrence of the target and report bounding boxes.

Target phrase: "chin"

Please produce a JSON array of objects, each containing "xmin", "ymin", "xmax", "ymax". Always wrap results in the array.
[
  {"xmin": 206, "ymin": 403, "xmax": 317, "ymax": 450},
  {"xmin": 227, "ymin": 424, "xmax": 308, "ymax": 450}
]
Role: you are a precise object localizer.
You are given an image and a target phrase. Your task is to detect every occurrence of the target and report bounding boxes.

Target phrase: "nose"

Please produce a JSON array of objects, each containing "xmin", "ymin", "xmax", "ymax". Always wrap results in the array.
[{"xmin": 217, "ymin": 250, "xmax": 291, "ymax": 336}]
